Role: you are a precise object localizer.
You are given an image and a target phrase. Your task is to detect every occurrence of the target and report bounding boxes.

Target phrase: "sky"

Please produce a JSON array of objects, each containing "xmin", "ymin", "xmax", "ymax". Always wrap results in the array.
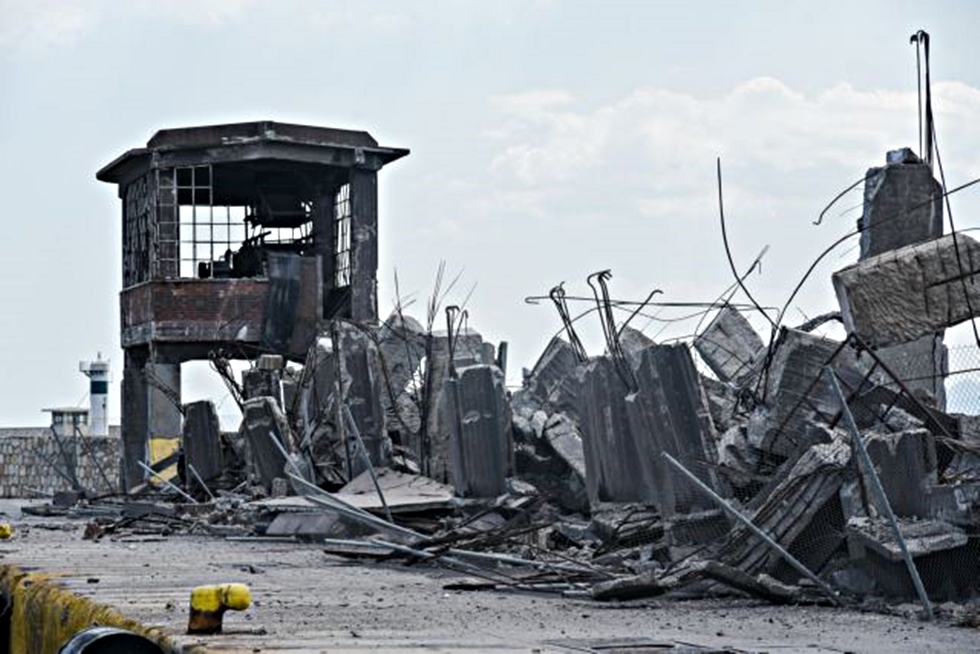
[{"xmin": 1, "ymin": 0, "xmax": 979, "ymax": 428}]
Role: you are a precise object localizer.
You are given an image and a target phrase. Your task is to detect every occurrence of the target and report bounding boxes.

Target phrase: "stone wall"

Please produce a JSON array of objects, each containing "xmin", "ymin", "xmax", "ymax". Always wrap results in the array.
[{"xmin": 0, "ymin": 430, "xmax": 121, "ymax": 497}]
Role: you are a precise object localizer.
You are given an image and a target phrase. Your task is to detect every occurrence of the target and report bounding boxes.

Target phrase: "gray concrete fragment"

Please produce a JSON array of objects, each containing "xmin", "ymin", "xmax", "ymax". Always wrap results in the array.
[
  {"xmin": 576, "ymin": 345, "xmax": 723, "ymax": 511},
  {"xmin": 541, "ymin": 413, "xmax": 587, "ymax": 481},
  {"xmin": 336, "ymin": 322, "xmax": 390, "ymax": 472},
  {"xmin": 422, "ymin": 327, "xmax": 487, "ymax": 482},
  {"xmin": 924, "ymin": 482, "xmax": 980, "ymax": 528},
  {"xmin": 627, "ymin": 344, "xmax": 725, "ymax": 513},
  {"xmin": 577, "ymin": 356, "xmax": 649, "ymax": 505},
  {"xmin": 847, "ymin": 516, "xmax": 967, "ymax": 561},
  {"xmin": 846, "ymin": 515, "xmax": 978, "ymax": 600},
  {"xmin": 717, "ymin": 426, "xmax": 761, "ymax": 488},
  {"xmin": 700, "ymin": 375, "xmax": 738, "ymax": 433},
  {"xmin": 618, "ymin": 326, "xmax": 656, "ymax": 370},
  {"xmin": 443, "ymin": 363, "xmax": 512, "ymax": 497},
  {"xmin": 717, "ymin": 437, "xmax": 852, "ymax": 578},
  {"xmin": 833, "ymin": 233, "xmax": 980, "ymax": 348},
  {"xmin": 694, "ymin": 306, "xmax": 765, "ymax": 385},
  {"xmin": 859, "ymin": 157, "xmax": 943, "ymax": 260},
  {"xmin": 862, "ymin": 428, "xmax": 937, "ymax": 518},
  {"xmin": 241, "ymin": 396, "xmax": 295, "ymax": 492},
  {"xmin": 378, "ymin": 311, "xmax": 426, "ymax": 405},
  {"xmin": 756, "ymin": 328, "xmax": 869, "ymax": 458},
  {"xmin": 243, "ymin": 367, "xmax": 283, "ymax": 405},
  {"xmin": 181, "ymin": 400, "xmax": 223, "ymax": 485},
  {"xmin": 524, "ymin": 337, "xmax": 580, "ymax": 407}
]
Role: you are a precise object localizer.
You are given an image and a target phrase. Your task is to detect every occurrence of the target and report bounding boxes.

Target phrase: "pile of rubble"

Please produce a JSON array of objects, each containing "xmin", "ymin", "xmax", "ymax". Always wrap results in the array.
[{"xmin": 32, "ymin": 148, "xmax": 980, "ymax": 617}]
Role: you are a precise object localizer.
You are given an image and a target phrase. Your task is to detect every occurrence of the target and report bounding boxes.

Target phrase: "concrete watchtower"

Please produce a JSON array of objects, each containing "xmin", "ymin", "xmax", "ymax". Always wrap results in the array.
[{"xmin": 97, "ymin": 121, "xmax": 408, "ymax": 488}]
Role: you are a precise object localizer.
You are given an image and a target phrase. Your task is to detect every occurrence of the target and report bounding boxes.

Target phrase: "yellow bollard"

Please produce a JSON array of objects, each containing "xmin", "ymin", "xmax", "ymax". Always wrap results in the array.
[
  {"xmin": 187, "ymin": 583, "xmax": 251, "ymax": 635},
  {"xmin": 0, "ymin": 523, "xmax": 14, "ymax": 539}
]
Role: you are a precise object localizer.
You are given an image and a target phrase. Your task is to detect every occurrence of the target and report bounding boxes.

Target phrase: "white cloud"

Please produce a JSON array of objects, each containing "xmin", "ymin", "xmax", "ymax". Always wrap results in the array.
[
  {"xmin": 485, "ymin": 77, "xmax": 980, "ymax": 219},
  {"xmin": 131, "ymin": 0, "xmax": 256, "ymax": 27},
  {"xmin": 0, "ymin": 0, "xmax": 98, "ymax": 54}
]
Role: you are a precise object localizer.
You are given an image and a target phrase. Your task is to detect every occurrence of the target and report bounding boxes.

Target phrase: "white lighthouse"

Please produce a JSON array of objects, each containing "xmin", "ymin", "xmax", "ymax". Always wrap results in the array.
[{"xmin": 79, "ymin": 354, "xmax": 110, "ymax": 437}]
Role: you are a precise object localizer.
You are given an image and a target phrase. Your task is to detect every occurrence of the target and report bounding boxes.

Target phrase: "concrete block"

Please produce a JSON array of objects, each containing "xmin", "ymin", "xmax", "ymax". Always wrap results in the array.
[
  {"xmin": 863, "ymin": 428, "xmax": 936, "ymax": 518},
  {"xmin": 859, "ymin": 157, "xmax": 943, "ymax": 260},
  {"xmin": 182, "ymin": 400, "xmax": 224, "ymax": 485},
  {"xmin": 444, "ymin": 364, "xmax": 511, "ymax": 498},
  {"xmin": 872, "ymin": 334, "xmax": 948, "ymax": 410},
  {"xmin": 834, "ymin": 233, "xmax": 980, "ymax": 348},
  {"xmin": 336, "ymin": 322, "xmax": 390, "ymax": 473},
  {"xmin": 241, "ymin": 396, "xmax": 294, "ymax": 492},
  {"xmin": 524, "ymin": 337, "xmax": 580, "ymax": 407},
  {"xmin": 756, "ymin": 327, "xmax": 869, "ymax": 458},
  {"xmin": 576, "ymin": 356, "xmax": 648, "ymax": 504},
  {"xmin": 694, "ymin": 306, "xmax": 765, "ymax": 385}
]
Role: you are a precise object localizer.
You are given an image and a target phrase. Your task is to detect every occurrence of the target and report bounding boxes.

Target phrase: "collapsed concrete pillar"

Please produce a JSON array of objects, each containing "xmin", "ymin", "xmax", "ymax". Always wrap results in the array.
[
  {"xmin": 241, "ymin": 396, "xmax": 294, "ymax": 492},
  {"xmin": 577, "ymin": 356, "xmax": 648, "ymax": 504},
  {"xmin": 242, "ymin": 363, "xmax": 283, "ymax": 406},
  {"xmin": 423, "ymin": 327, "xmax": 486, "ymax": 482},
  {"xmin": 444, "ymin": 364, "xmax": 512, "ymax": 497},
  {"xmin": 182, "ymin": 400, "xmax": 223, "ymax": 485},
  {"xmin": 625, "ymin": 344, "xmax": 724, "ymax": 514},
  {"xmin": 833, "ymin": 233, "xmax": 980, "ymax": 348},
  {"xmin": 857, "ymin": 148, "xmax": 948, "ymax": 409},
  {"xmin": 858, "ymin": 148, "xmax": 943, "ymax": 259},
  {"xmin": 335, "ymin": 322, "xmax": 389, "ymax": 472}
]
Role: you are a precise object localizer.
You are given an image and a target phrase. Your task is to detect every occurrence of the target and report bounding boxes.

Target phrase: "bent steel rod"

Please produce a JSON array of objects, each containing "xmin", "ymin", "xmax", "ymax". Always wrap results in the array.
[
  {"xmin": 825, "ymin": 368, "xmax": 933, "ymax": 620},
  {"xmin": 137, "ymin": 460, "xmax": 198, "ymax": 504}
]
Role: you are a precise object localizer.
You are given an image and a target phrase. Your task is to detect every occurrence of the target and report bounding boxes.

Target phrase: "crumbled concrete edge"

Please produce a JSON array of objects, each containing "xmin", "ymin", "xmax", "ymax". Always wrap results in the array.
[{"xmin": 0, "ymin": 563, "xmax": 193, "ymax": 654}]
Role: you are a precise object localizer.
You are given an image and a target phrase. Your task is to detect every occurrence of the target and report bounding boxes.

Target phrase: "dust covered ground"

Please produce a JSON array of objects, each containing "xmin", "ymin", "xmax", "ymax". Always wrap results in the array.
[{"xmin": 2, "ymin": 501, "xmax": 978, "ymax": 654}]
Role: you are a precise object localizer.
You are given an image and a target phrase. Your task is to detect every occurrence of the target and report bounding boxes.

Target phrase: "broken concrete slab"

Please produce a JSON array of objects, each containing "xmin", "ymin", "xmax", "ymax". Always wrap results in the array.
[
  {"xmin": 523, "ymin": 337, "xmax": 580, "ymax": 407},
  {"xmin": 833, "ymin": 233, "xmax": 980, "ymax": 348},
  {"xmin": 182, "ymin": 400, "xmax": 223, "ymax": 485},
  {"xmin": 541, "ymin": 413, "xmax": 587, "ymax": 482},
  {"xmin": 441, "ymin": 363, "xmax": 512, "ymax": 498},
  {"xmin": 717, "ymin": 436, "xmax": 853, "ymax": 579},
  {"xmin": 700, "ymin": 375, "xmax": 739, "ymax": 433},
  {"xmin": 753, "ymin": 327, "xmax": 869, "ymax": 458},
  {"xmin": 334, "ymin": 467, "xmax": 456, "ymax": 514},
  {"xmin": 694, "ymin": 306, "xmax": 765, "ymax": 386},
  {"xmin": 846, "ymin": 516, "xmax": 975, "ymax": 600},
  {"xmin": 377, "ymin": 311, "xmax": 427, "ymax": 416},
  {"xmin": 716, "ymin": 425, "xmax": 761, "ymax": 490}
]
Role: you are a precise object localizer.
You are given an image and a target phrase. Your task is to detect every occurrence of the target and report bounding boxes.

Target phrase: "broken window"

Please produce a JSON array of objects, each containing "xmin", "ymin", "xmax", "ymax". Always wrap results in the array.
[
  {"xmin": 157, "ymin": 164, "xmax": 315, "ymax": 280},
  {"xmin": 333, "ymin": 182, "xmax": 352, "ymax": 288}
]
